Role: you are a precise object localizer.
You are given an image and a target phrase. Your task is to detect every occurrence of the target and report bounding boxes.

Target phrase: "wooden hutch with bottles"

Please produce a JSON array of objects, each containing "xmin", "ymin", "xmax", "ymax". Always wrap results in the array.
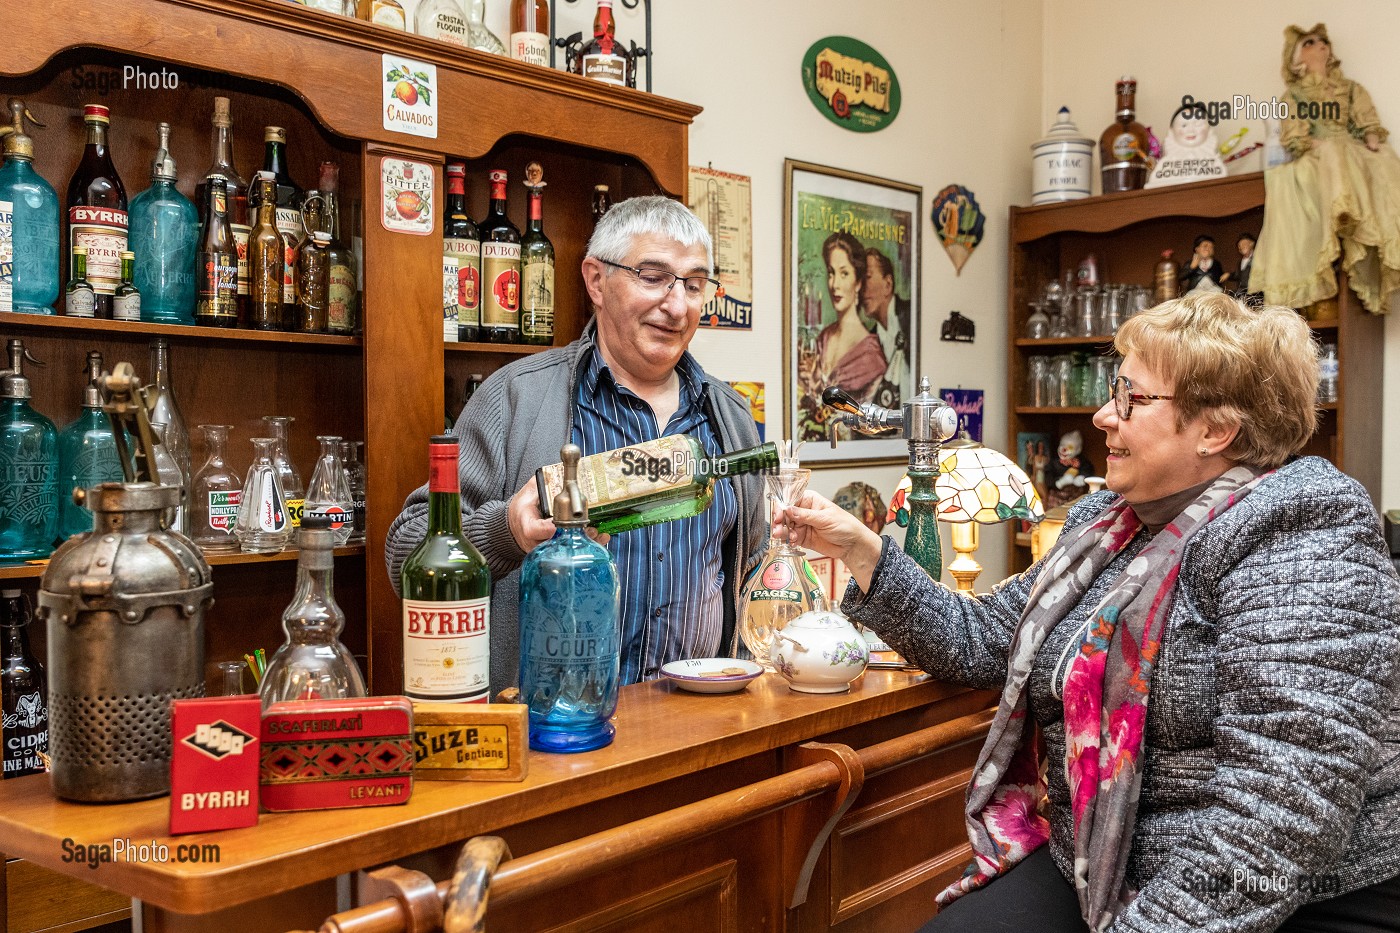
[
  {"xmin": 1005, "ymin": 171, "xmax": 1385, "ymax": 571},
  {"xmin": 0, "ymin": 2, "xmax": 1002, "ymax": 933}
]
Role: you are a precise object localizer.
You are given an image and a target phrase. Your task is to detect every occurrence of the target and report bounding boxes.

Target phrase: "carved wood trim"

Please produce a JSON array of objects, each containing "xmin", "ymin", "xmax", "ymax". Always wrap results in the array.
[{"xmin": 539, "ymin": 861, "xmax": 740, "ymax": 933}]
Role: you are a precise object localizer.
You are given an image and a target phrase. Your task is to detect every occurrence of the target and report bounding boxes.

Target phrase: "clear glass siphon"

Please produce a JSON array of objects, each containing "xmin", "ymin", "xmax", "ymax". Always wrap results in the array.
[
  {"xmin": 56, "ymin": 351, "xmax": 125, "ymax": 541},
  {"xmin": 190, "ymin": 424, "xmax": 243, "ymax": 553},
  {"xmin": 303, "ymin": 435, "xmax": 353, "ymax": 546},
  {"xmin": 258, "ymin": 515, "xmax": 367, "ymax": 708},
  {"xmin": 235, "ymin": 436, "xmax": 291, "ymax": 554}
]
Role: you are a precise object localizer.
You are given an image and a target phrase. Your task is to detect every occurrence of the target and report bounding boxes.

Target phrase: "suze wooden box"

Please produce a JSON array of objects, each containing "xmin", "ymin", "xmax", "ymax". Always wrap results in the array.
[
  {"xmin": 412, "ymin": 702, "xmax": 528, "ymax": 781},
  {"xmin": 259, "ymin": 697, "xmax": 414, "ymax": 812}
]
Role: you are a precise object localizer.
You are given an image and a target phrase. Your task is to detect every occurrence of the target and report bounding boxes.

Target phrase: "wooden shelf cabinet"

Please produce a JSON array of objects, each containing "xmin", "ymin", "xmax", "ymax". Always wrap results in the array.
[{"xmin": 1006, "ymin": 173, "xmax": 1384, "ymax": 571}]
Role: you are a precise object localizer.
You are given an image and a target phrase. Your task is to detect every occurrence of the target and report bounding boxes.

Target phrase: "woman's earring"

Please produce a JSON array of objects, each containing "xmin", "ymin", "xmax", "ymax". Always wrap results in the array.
[{"xmin": 1198, "ymin": 448, "xmax": 1210, "ymax": 457}]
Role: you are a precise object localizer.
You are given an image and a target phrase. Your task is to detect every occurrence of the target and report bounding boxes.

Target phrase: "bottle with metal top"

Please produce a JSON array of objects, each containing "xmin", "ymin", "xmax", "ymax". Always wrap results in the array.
[
  {"xmin": 0, "ymin": 338, "xmax": 59, "ymax": 560},
  {"xmin": 56, "ymin": 351, "xmax": 126, "ymax": 541},
  {"xmin": 37, "ymin": 361, "xmax": 212, "ymax": 802},
  {"xmin": 518, "ymin": 443, "xmax": 620, "ymax": 753}
]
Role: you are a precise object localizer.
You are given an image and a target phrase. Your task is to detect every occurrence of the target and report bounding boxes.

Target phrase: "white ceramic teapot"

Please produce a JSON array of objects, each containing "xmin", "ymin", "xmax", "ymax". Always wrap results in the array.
[{"xmin": 770, "ymin": 609, "xmax": 869, "ymax": 693}]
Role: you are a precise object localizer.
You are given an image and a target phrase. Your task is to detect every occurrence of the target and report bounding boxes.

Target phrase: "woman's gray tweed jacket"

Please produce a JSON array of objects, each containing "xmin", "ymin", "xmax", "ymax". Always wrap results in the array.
[{"xmin": 843, "ymin": 457, "xmax": 1400, "ymax": 932}]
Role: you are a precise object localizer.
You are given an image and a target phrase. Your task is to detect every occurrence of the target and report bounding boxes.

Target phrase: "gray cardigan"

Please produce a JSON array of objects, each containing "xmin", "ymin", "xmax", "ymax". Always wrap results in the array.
[
  {"xmin": 385, "ymin": 323, "xmax": 769, "ymax": 694},
  {"xmin": 845, "ymin": 457, "xmax": 1400, "ymax": 932}
]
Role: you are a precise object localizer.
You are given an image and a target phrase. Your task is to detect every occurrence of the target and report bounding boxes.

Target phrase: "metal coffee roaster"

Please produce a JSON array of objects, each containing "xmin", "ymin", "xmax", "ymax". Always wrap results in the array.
[
  {"xmin": 37, "ymin": 362, "xmax": 212, "ymax": 802},
  {"xmin": 824, "ymin": 377, "xmax": 959, "ymax": 579}
]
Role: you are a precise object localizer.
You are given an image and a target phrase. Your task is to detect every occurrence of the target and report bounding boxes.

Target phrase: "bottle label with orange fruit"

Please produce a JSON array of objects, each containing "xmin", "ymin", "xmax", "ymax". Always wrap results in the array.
[{"xmin": 379, "ymin": 156, "xmax": 435, "ymax": 235}]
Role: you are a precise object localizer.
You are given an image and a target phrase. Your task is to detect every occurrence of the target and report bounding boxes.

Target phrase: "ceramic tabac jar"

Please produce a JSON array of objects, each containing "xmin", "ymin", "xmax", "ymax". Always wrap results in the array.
[{"xmin": 770, "ymin": 609, "xmax": 869, "ymax": 694}]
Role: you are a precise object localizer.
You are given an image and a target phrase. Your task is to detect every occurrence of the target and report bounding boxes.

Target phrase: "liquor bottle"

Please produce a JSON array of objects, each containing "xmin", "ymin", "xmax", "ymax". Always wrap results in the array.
[
  {"xmin": 147, "ymin": 338, "xmax": 191, "ymax": 502},
  {"xmin": 64, "ymin": 246, "xmax": 96, "ymax": 318},
  {"xmin": 576, "ymin": 0, "xmax": 630, "ymax": 87},
  {"xmin": 66, "ymin": 104, "xmax": 128, "ymax": 319},
  {"xmin": 509, "ymin": 0, "xmax": 549, "ymax": 65},
  {"xmin": 56, "ymin": 351, "xmax": 125, "ymax": 541},
  {"xmin": 443, "ymin": 163, "xmax": 481, "ymax": 342},
  {"xmin": 235, "ymin": 436, "xmax": 290, "ymax": 554},
  {"xmin": 464, "ymin": 0, "xmax": 506, "ymax": 53},
  {"xmin": 519, "ymin": 444, "xmax": 620, "ymax": 752},
  {"xmin": 357, "ymin": 0, "xmax": 406, "ymax": 29},
  {"xmin": 520, "ymin": 181, "xmax": 554, "ymax": 346},
  {"xmin": 442, "ymin": 252, "xmax": 459, "ymax": 343},
  {"xmin": 248, "ymin": 173, "xmax": 283, "ymax": 330},
  {"xmin": 259, "ymin": 515, "xmax": 367, "ymax": 707},
  {"xmin": 0, "ymin": 339, "xmax": 58, "ymax": 560},
  {"xmin": 317, "ymin": 162, "xmax": 357, "ymax": 336},
  {"xmin": 1099, "ymin": 76, "xmax": 1151, "ymax": 193},
  {"xmin": 262, "ymin": 415, "xmax": 304, "ymax": 530},
  {"xmin": 302, "ymin": 435, "xmax": 353, "ymax": 546},
  {"xmin": 415, "ymin": 0, "xmax": 470, "ymax": 46},
  {"xmin": 113, "ymin": 251, "xmax": 140, "ymax": 322},
  {"xmin": 295, "ymin": 231, "xmax": 331, "ymax": 333},
  {"xmin": 340, "ymin": 439, "xmax": 366, "ymax": 545},
  {"xmin": 1, "ymin": 589, "xmax": 48, "ymax": 779},
  {"xmin": 252, "ymin": 127, "xmax": 303, "ymax": 329},
  {"xmin": 189, "ymin": 424, "xmax": 242, "ymax": 553},
  {"xmin": 0, "ymin": 99, "xmax": 60, "ymax": 315},
  {"xmin": 400, "ymin": 435, "xmax": 491, "ymax": 703},
  {"xmin": 479, "ymin": 169, "xmax": 521, "ymax": 343},
  {"xmin": 150, "ymin": 422, "xmax": 186, "ymax": 533},
  {"xmin": 129, "ymin": 122, "xmax": 197, "ymax": 324},
  {"xmin": 535, "ymin": 437, "xmax": 779, "ymax": 535},
  {"xmin": 195, "ymin": 99, "xmax": 251, "ymax": 322},
  {"xmin": 196, "ymin": 177, "xmax": 238, "ymax": 328},
  {"xmin": 584, "ymin": 184, "xmax": 611, "ymax": 316}
]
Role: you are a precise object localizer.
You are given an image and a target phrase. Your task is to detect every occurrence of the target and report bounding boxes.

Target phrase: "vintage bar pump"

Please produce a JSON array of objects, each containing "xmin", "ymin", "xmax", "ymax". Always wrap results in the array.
[
  {"xmin": 823, "ymin": 378, "xmax": 959, "ymax": 579},
  {"xmin": 38, "ymin": 362, "xmax": 212, "ymax": 802}
]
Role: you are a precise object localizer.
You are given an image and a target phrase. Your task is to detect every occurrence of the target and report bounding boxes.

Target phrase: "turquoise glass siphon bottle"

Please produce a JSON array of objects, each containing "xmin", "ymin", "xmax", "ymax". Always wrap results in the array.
[
  {"xmin": 0, "ymin": 339, "xmax": 58, "ymax": 560},
  {"xmin": 0, "ymin": 100, "xmax": 61, "ymax": 315},
  {"xmin": 128, "ymin": 122, "xmax": 197, "ymax": 324},
  {"xmin": 518, "ymin": 443, "xmax": 620, "ymax": 753},
  {"xmin": 56, "ymin": 351, "xmax": 126, "ymax": 540}
]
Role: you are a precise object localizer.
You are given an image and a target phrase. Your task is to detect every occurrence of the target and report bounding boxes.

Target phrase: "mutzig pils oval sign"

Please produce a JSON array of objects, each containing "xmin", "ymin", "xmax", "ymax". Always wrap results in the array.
[{"xmin": 801, "ymin": 37, "xmax": 901, "ymax": 132}]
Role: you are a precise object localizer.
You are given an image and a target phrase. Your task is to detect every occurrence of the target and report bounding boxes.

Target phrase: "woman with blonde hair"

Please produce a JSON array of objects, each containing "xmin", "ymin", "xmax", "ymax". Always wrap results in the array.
[{"xmin": 776, "ymin": 292, "xmax": 1400, "ymax": 932}]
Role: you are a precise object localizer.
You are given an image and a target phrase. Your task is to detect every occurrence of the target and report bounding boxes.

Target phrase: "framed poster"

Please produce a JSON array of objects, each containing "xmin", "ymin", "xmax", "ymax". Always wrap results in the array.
[{"xmin": 783, "ymin": 159, "xmax": 921, "ymax": 466}]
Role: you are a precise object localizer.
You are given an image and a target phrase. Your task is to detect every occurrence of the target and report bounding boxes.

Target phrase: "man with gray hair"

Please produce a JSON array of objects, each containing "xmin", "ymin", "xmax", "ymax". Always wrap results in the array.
[{"xmin": 386, "ymin": 195, "xmax": 768, "ymax": 693}]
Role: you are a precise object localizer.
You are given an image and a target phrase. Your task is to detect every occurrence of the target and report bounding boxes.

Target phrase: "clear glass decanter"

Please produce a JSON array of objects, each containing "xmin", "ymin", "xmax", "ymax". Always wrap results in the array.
[
  {"xmin": 189, "ymin": 424, "xmax": 242, "ymax": 553},
  {"xmin": 261, "ymin": 415, "xmax": 304, "ymax": 528},
  {"xmin": 738, "ymin": 465, "xmax": 827, "ymax": 670},
  {"xmin": 234, "ymin": 436, "xmax": 291, "ymax": 554},
  {"xmin": 340, "ymin": 439, "xmax": 366, "ymax": 545},
  {"xmin": 258, "ymin": 515, "xmax": 367, "ymax": 708},
  {"xmin": 518, "ymin": 444, "xmax": 620, "ymax": 753},
  {"xmin": 303, "ymin": 435, "xmax": 353, "ymax": 546},
  {"xmin": 464, "ymin": 0, "xmax": 505, "ymax": 53}
]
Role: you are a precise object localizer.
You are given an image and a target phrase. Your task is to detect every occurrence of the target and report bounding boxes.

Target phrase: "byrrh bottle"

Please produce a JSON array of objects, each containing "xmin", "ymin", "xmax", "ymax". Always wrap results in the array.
[
  {"xmin": 577, "ymin": 0, "xmax": 630, "ymax": 87},
  {"xmin": 479, "ymin": 169, "xmax": 521, "ymax": 343},
  {"xmin": 66, "ymin": 104, "xmax": 128, "ymax": 319},
  {"xmin": 519, "ymin": 182, "xmax": 554, "ymax": 346},
  {"xmin": 248, "ymin": 173, "xmax": 283, "ymax": 330},
  {"xmin": 1, "ymin": 589, "xmax": 48, "ymax": 779},
  {"xmin": 196, "ymin": 177, "xmax": 238, "ymax": 328},
  {"xmin": 1099, "ymin": 76, "xmax": 1151, "ymax": 193},
  {"xmin": 400, "ymin": 435, "xmax": 491, "ymax": 703},
  {"xmin": 195, "ymin": 98, "xmax": 251, "ymax": 321},
  {"xmin": 443, "ymin": 163, "xmax": 481, "ymax": 342},
  {"xmin": 535, "ymin": 437, "xmax": 779, "ymax": 535},
  {"xmin": 509, "ymin": 0, "xmax": 549, "ymax": 66}
]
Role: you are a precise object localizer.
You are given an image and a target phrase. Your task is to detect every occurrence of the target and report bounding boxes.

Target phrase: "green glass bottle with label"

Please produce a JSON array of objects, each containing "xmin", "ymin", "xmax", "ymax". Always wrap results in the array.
[
  {"xmin": 535, "ymin": 437, "xmax": 777, "ymax": 535},
  {"xmin": 400, "ymin": 435, "xmax": 492, "ymax": 702},
  {"xmin": 519, "ymin": 179, "xmax": 554, "ymax": 346},
  {"xmin": 0, "ymin": 339, "xmax": 58, "ymax": 560}
]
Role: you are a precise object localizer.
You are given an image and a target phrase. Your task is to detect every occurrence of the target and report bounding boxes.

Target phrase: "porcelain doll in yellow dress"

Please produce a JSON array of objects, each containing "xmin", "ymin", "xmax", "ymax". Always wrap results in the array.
[{"xmin": 1253, "ymin": 23, "xmax": 1400, "ymax": 314}]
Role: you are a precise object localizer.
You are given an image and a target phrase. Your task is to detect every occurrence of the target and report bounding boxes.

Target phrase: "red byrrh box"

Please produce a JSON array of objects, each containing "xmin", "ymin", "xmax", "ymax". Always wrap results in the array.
[
  {"xmin": 169, "ymin": 695, "xmax": 262, "ymax": 835},
  {"xmin": 259, "ymin": 697, "xmax": 414, "ymax": 812}
]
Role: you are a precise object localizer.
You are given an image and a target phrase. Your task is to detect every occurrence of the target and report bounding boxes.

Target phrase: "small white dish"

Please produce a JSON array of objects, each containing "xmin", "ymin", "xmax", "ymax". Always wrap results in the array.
[{"xmin": 661, "ymin": 658, "xmax": 764, "ymax": 694}]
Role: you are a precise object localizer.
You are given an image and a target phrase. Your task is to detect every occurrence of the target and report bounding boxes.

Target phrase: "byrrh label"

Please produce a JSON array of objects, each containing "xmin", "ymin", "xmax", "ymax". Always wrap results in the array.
[
  {"xmin": 481, "ymin": 241, "xmax": 520, "ymax": 328},
  {"xmin": 70, "ymin": 206, "xmax": 128, "ymax": 295},
  {"xmin": 403, "ymin": 597, "xmax": 490, "ymax": 701}
]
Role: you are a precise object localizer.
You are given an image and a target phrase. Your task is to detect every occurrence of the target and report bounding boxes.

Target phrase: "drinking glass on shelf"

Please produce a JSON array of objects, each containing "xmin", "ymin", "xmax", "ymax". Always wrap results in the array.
[
  {"xmin": 1071, "ymin": 352, "xmax": 1094, "ymax": 406},
  {"xmin": 211, "ymin": 660, "xmax": 247, "ymax": 696},
  {"xmin": 1053, "ymin": 354, "xmax": 1074, "ymax": 407},
  {"xmin": 1090, "ymin": 356, "xmax": 1118, "ymax": 406},
  {"xmin": 1130, "ymin": 285, "xmax": 1152, "ymax": 315},
  {"xmin": 1025, "ymin": 301, "xmax": 1050, "ymax": 339},
  {"xmin": 1027, "ymin": 356, "xmax": 1050, "ymax": 407},
  {"xmin": 1103, "ymin": 284, "xmax": 1127, "ymax": 334},
  {"xmin": 1074, "ymin": 286, "xmax": 1100, "ymax": 337}
]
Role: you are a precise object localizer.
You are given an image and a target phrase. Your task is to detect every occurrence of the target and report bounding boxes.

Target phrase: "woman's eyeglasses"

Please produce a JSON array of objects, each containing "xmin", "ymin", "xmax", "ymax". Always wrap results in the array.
[{"xmin": 1109, "ymin": 375, "xmax": 1174, "ymax": 420}]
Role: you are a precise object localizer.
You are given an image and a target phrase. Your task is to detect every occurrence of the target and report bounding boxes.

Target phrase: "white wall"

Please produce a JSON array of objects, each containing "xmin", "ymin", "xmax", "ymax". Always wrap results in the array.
[{"xmin": 1042, "ymin": 0, "xmax": 1400, "ymax": 511}]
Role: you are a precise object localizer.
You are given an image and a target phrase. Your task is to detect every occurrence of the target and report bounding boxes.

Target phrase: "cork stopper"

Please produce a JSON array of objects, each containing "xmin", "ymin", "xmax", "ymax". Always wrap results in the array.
[
  {"xmin": 265, "ymin": 126, "xmax": 287, "ymax": 144},
  {"xmin": 212, "ymin": 96, "xmax": 232, "ymax": 129},
  {"xmin": 318, "ymin": 161, "xmax": 339, "ymax": 193}
]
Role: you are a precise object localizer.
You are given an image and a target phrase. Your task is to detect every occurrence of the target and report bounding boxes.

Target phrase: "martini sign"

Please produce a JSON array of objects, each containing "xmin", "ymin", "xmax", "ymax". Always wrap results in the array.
[{"xmin": 802, "ymin": 37, "xmax": 900, "ymax": 132}]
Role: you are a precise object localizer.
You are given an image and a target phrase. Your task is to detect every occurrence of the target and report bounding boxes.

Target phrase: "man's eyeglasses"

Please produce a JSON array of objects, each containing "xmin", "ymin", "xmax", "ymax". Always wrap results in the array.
[
  {"xmin": 1109, "ymin": 375, "xmax": 1174, "ymax": 420},
  {"xmin": 599, "ymin": 259, "xmax": 723, "ymax": 305}
]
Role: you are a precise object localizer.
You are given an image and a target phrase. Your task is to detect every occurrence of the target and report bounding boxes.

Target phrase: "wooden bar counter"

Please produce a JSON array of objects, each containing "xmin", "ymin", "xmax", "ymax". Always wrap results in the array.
[{"xmin": 0, "ymin": 671, "xmax": 995, "ymax": 933}]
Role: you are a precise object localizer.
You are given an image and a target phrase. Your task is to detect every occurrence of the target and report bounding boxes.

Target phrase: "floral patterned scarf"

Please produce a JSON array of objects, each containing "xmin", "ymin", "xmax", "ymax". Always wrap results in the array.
[{"xmin": 936, "ymin": 465, "xmax": 1268, "ymax": 930}]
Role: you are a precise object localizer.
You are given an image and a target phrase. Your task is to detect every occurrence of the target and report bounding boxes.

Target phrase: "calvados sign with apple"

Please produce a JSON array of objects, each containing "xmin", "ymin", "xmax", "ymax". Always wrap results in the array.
[{"xmin": 382, "ymin": 54, "xmax": 438, "ymax": 139}]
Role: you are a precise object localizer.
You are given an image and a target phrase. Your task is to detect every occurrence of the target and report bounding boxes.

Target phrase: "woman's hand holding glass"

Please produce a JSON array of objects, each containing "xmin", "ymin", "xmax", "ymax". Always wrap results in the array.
[{"xmin": 771, "ymin": 490, "xmax": 885, "ymax": 593}]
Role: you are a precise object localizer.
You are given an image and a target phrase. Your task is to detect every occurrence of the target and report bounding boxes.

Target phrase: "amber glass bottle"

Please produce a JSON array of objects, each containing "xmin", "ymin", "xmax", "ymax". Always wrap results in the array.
[{"xmin": 1099, "ymin": 77, "xmax": 1151, "ymax": 193}]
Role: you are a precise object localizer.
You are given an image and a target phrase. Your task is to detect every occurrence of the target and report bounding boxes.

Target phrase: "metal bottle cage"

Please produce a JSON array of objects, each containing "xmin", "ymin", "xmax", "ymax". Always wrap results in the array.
[{"xmin": 549, "ymin": 0, "xmax": 652, "ymax": 92}]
